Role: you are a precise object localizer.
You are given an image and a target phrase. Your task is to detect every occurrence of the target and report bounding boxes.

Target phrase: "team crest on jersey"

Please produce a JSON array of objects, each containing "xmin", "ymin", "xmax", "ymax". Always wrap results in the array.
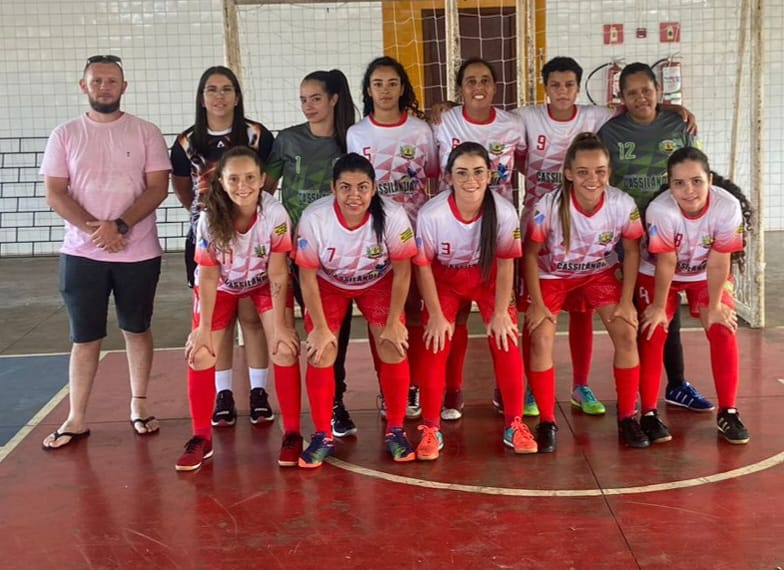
[
  {"xmin": 399, "ymin": 144, "xmax": 416, "ymax": 160},
  {"xmin": 254, "ymin": 245, "xmax": 267, "ymax": 258},
  {"xmin": 399, "ymin": 228, "xmax": 414, "ymax": 243},
  {"xmin": 488, "ymin": 142, "xmax": 506, "ymax": 156},
  {"xmin": 597, "ymin": 231, "xmax": 614, "ymax": 245},
  {"xmin": 700, "ymin": 235, "xmax": 715, "ymax": 248},
  {"xmin": 366, "ymin": 244, "xmax": 384, "ymax": 259},
  {"xmin": 630, "ymin": 208, "xmax": 641, "ymax": 221},
  {"xmin": 297, "ymin": 238, "xmax": 309, "ymax": 250},
  {"xmin": 273, "ymin": 222, "xmax": 288, "ymax": 236},
  {"xmin": 658, "ymin": 140, "xmax": 678, "ymax": 155}
]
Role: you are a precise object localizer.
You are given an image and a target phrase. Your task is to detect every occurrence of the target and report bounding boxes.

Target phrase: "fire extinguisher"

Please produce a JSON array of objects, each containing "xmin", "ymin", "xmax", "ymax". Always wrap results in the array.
[
  {"xmin": 586, "ymin": 59, "xmax": 625, "ymax": 107},
  {"xmin": 656, "ymin": 55, "xmax": 683, "ymax": 106}
]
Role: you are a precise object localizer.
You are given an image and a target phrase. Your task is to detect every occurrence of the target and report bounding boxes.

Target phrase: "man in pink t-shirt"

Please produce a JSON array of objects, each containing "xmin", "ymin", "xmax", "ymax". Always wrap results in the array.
[{"xmin": 39, "ymin": 55, "xmax": 171, "ymax": 449}]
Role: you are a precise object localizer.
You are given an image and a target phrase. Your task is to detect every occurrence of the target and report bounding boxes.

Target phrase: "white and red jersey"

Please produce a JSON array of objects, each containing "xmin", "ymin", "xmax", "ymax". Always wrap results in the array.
[
  {"xmin": 528, "ymin": 186, "xmax": 643, "ymax": 279},
  {"xmin": 347, "ymin": 114, "xmax": 438, "ymax": 226},
  {"xmin": 414, "ymin": 190, "xmax": 522, "ymax": 268},
  {"xmin": 433, "ymin": 106, "xmax": 525, "ymax": 203},
  {"xmin": 295, "ymin": 195, "xmax": 417, "ymax": 290},
  {"xmin": 640, "ymin": 186, "xmax": 744, "ymax": 282},
  {"xmin": 517, "ymin": 104, "xmax": 616, "ymax": 210},
  {"xmin": 194, "ymin": 192, "xmax": 292, "ymax": 295}
]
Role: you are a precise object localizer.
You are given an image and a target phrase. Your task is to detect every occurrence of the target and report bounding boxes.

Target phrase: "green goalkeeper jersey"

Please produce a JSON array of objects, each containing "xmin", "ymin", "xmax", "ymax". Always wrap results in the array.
[{"xmin": 598, "ymin": 110, "xmax": 699, "ymax": 209}]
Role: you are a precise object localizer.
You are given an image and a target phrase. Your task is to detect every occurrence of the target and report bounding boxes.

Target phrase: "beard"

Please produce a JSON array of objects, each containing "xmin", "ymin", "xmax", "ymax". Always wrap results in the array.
[{"xmin": 88, "ymin": 96, "xmax": 121, "ymax": 114}]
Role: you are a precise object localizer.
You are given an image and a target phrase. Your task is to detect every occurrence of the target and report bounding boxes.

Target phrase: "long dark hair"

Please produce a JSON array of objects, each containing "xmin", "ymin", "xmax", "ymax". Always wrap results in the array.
[
  {"xmin": 303, "ymin": 69, "xmax": 357, "ymax": 152},
  {"xmin": 446, "ymin": 142, "xmax": 497, "ymax": 282},
  {"xmin": 332, "ymin": 153, "xmax": 385, "ymax": 244},
  {"xmin": 643, "ymin": 146, "xmax": 753, "ymax": 273},
  {"xmin": 455, "ymin": 57, "xmax": 497, "ymax": 102},
  {"xmin": 559, "ymin": 132, "xmax": 611, "ymax": 253},
  {"xmin": 204, "ymin": 146, "xmax": 264, "ymax": 252},
  {"xmin": 193, "ymin": 66, "xmax": 248, "ymax": 156},
  {"xmin": 360, "ymin": 56, "xmax": 424, "ymax": 119}
]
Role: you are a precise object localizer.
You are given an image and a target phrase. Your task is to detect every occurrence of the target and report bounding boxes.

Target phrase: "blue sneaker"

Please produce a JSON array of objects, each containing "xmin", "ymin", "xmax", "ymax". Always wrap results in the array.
[
  {"xmin": 298, "ymin": 432, "xmax": 335, "ymax": 468},
  {"xmin": 524, "ymin": 386, "xmax": 540, "ymax": 417},
  {"xmin": 665, "ymin": 381, "xmax": 715, "ymax": 412},
  {"xmin": 385, "ymin": 427, "xmax": 415, "ymax": 462}
]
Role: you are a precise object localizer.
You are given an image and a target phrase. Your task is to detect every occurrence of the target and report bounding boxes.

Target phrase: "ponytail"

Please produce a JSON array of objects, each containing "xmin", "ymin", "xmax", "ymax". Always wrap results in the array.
[
  {"xmin": 711, "ymin": 171, "xmax": 753, "ymax": 273},
  {"xmin": 303, "ymin": 69, "xmax": 357, "ymax": 153},
  {"xmin": 479, "ymin": 190, "xmax": 498, "ymax": 282},
  {"xmin": 369, "ymin": 193, "xmax": 386, "ymax": 245}
]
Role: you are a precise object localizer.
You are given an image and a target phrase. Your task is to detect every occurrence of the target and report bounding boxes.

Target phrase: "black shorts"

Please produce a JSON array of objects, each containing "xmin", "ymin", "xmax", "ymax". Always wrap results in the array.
[{"xmin": 59, "ymin": 254, "xmax": 161, "ymax": 343}]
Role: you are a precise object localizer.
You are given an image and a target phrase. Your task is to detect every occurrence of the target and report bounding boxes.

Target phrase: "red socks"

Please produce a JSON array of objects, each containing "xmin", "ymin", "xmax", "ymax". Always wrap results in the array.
[
  {"xmin": 614, "ymin": 364, "xmax": 640, "ymax": 419},
  {"xmin": 419, "ymin": 336, "xmax": 450, "ymax": 427},
  {"xmin": 379, "ymin": 360, "xmax": 410, "ymax": 428},
  {"xmin": 187, "ymin": 366, "xmax": 215, "ymax": 439},
  {"xmin": 305, "ymin": 364, "xmax": 336, "ymax": 434},
  {"xmin": 638, "ymin": 326, "xmax": 667, "ymax": 413},
  {"xmin": 528, "ymin": 367, "xmax": 556, "ymax": 423},
  {"xmin": 488, "ymin": 337, "xmax": 524, "ymax": 425},
  {"xmin": 707, "ymin": 324, "xmax": 739, "ymax": 409},
  {"xmin": 274, "ymin": 363, "xmax": 302, "ymax": 434},
  {"xmin": 445, "ymin": 323, "xmax": 468, "ymax": 391},
  {"xmin": 569, "ymin": 311, "xmax": 593, "ymax": 388}
]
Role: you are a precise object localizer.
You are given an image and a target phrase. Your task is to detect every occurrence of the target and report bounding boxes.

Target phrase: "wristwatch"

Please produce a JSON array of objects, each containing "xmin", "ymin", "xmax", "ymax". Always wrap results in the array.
[{"xmin": 115, "ymin": 218, "xmax": 130, "ymax": 236}]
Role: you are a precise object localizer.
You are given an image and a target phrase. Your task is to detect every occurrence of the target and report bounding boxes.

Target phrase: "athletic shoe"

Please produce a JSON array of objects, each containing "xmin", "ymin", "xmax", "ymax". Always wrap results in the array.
[
  {"xmin": 298, "ymin": 432, "xmax": 335, "ymax": 468},
  {"xmin": 618, "ymin": 417, "xmax": 651, "ymax": 448},
  {"xmin": 406, "ymin": 385, "xmax": 422, "ymax": 420},
  {"xmin": 331, "ymin": 399, "xmax": 357, "ymax": 438},
  {"xmin": 503, "ymin": 416, "xmax": 538, "ymax": 454},
  {"xmin": 665, "ymin": 382, "xmax": 715, "ymax": 412},
  {"xmin": 640, "ymin": 411, "xmax": 673, "ymax": 443},
  {"xmin": 211, "ymin": 389, "xmax": 237, "ymax": 427},
  {"xmin": 535, "ymin": 421, "xmax": 558, "ymax": 453},
  {"xmin": 441, "ymin": 389, "xmax": 464, "ymax": 421},
  {"xmin": 416, "ymin": 425, "xmax": 444, "ymax": 461},
  {"xmin": 717, "ymin": 408, "xmax": 750, "ymax": 444},
  {"xmin": 524, "ymin": 386, "xmax": 540, "ymax": 417},
  {"xmin": 278, "ymin": 432, "xmax": 303, "ymax": 467},
  {"xmin": 249, "ymin": 387, "xmax": 274, "ymax": 424},
  {"xmin": 385, "ymin": 427, "xmax": 416, "ymax": 462},
  {"xmin": 570, "ymin": 386, "xmax": 606, "ymax": 415},
  {"xmin": 175, "ymin": 436, "xmax": 214, "ymax": 472},
  {"xmin": 492, "ymin": 387, "xmax": 504, "ymax": 415}
]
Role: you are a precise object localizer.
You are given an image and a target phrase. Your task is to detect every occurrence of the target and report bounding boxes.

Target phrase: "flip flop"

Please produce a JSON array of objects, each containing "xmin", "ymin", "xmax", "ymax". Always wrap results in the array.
[
  {"xmin": 41, "ymin": 429, "xmax": 91, "ymax": 451},
  {"xmin": 130, "ymin": 416, "xmax": 159, "ymax": 435}
]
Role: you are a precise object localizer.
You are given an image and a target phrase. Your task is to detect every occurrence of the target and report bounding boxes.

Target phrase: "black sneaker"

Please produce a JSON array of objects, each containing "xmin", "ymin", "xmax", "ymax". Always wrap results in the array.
[
  {"xmin": 640, "ymin": 411, "xmax": 672, "ymax": 443},
  {"xmin": 211, "ymin": 390, "xmax": 237, "ymax": 427},
  {"xmin": 249, "ymin": 387, "xmax": 274, "ymax": 424},
  {"xmin": 717, "ymin": 409, "xmax": 750, "ymax": 444},
  {"xmin": 331, "ymin": 399, "xmax": 357, "ymax": 438},
  {"xmin": 618, "ymin": 417, "xmax": 651, "ymax": 448},
  {"xmin": 535, "ymin": 421, "xmax": 558, "ymax": 453},
  {"xmin": 492, "ymin": 387, "xmax": 504, "ymax": 415}
]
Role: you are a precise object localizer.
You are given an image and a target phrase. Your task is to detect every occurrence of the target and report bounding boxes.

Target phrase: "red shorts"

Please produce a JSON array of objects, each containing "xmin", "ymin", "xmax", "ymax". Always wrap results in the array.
[
  {"xmin": 518, "ymin": 267, "xmax": 622, "ymax": 314},
  {"xmin": 192, "ymin": 284, "xmax": 293, "ymax": 330},
  {"xmin": 304, "ymin": 272, "xmax": 403, "ymax": 332},
  {"xmin": 636, "ymin": 274, "xmax": 735, "ymax": 319},
  {"xmin": 426, "ymin": 264, "xmax": 518, "ymax": 325}
]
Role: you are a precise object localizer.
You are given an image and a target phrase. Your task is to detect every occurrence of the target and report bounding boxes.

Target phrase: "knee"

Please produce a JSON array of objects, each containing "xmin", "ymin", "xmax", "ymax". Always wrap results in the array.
[
  {"xmin": 271, "ymin": 343, "xmax": 299, "ymax": 367},
  {"xmin": 191, "ymin": 347, "xmax": 217, "ymax": 371}
]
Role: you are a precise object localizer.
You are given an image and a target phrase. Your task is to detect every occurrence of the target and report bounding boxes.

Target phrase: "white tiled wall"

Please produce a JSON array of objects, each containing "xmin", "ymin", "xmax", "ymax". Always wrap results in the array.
[{"xmin": 0, "ymin": 0, "xmax": 781, "ymax": 258}]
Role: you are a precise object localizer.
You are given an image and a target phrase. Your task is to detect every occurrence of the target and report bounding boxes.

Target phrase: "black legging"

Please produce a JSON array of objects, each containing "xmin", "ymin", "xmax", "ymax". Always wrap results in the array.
[{"xmin": 664, "ymin": 308, "xmax": 686, "ymax": 389}]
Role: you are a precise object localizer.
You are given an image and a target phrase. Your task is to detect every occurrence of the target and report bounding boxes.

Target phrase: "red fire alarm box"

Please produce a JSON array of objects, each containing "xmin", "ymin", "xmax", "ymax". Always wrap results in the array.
[
  {"xmin": 603, "ymin": 24, "xmax": 624, "ymax": 45},
  {"xmin": 660, "ymin": 22, "xmax": 681, "ymax": 43}
]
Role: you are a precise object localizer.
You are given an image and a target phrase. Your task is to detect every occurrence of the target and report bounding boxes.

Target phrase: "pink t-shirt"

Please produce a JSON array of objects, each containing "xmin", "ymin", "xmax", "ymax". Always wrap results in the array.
[{"xmin": 40, "ymin": 112, "xmax": 172, "ymax": 262}]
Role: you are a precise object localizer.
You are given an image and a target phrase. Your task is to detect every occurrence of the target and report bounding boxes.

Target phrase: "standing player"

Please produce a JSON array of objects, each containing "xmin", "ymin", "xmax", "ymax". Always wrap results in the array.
[
  {"xmin": 178, "ymin": 147, "xmax": 301, "ymax": 471},
  {"xmin": 431, "ymin": 57, "xmax": 526, "ymax": 420},
  {"xmin": 171, "ymin": 66, "xmax": 276, "ymax": 428},
  {"xmin": 523, "ymin": 133, "xmax": 647, "ymax": 452},
  {"xmin": 414, "ymin": 142, "xmax": 536, "ymax": 459},
  {"xmin": 263, "ymin": 69, "xmax": 360, "ymax": 440},
  {"xmin": 347, "ymin": 55, "xmax": 438, "ymax": 420},
  {"xmin": 599, "ymin": 62, "xmax": 714, "ymax": 414},
  {"xmin": 637, "ymin": 147, "xmax": 752, "ymax": 445},
  {"xmin": 295, "ymin": 153, "xmax": 418, "ymax": 468}
]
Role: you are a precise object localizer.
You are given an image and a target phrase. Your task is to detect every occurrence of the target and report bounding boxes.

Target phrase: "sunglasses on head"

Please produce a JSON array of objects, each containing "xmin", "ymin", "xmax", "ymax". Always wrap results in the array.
[{"xmin": 85, "ymin": 55, "xmax": 123, "ymax": 66}]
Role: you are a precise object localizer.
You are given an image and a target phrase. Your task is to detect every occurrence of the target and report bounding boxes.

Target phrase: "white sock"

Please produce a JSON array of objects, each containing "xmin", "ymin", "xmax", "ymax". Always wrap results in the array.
[
  {"xmin": 215, "ymin": 369, "xmax": 233, "ymax": 392},
  {"xmin": 249, "ymin": 367, "xmax": 269, "ymax": 390}
]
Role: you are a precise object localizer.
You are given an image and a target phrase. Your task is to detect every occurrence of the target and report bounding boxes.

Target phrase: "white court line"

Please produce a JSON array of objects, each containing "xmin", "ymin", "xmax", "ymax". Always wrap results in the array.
[
  {"xmin": 327, "ymin": 451, "xmax": 784, "ymax": 497},
  {"xmin": 0, "ymin": 351, "xmax": 108, "ymax": 463}
]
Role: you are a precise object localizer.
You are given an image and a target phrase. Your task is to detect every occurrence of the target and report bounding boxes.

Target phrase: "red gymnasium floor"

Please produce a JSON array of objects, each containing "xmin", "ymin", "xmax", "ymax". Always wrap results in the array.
[{"xmin": 1, "ymin": 328, "xmax": 783, "ymax": 569}]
